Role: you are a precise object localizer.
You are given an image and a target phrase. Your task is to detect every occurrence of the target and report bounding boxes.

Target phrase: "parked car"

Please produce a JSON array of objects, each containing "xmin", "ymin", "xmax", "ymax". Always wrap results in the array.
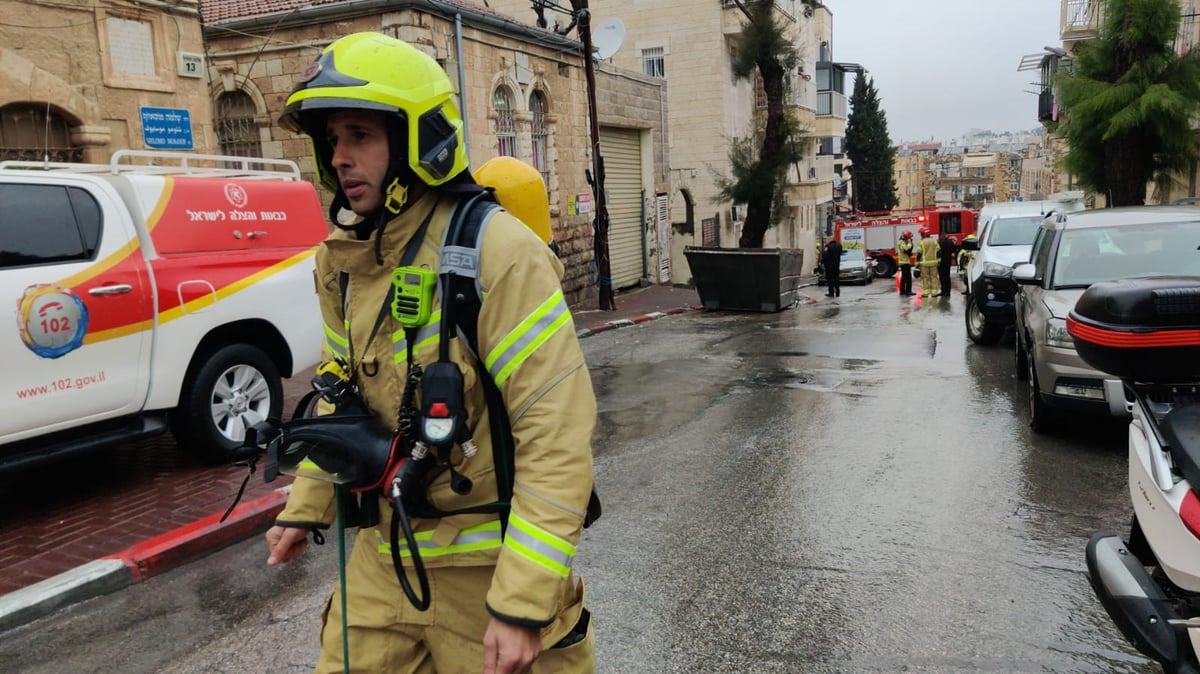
[
  {"xmin": 961, "ymin": 193, "xmax": 1085, "ymax": 345},
  {"xmin": 1012, "ymin": 205, "xmax": 1200, "ymax": 432},
  {"xmin": 0, "ymin": 150, "xmax": 327, "ymax": 469},
  {"xmin": 816, "ymin": 247, "xmax": 875, "ymax": 286}
]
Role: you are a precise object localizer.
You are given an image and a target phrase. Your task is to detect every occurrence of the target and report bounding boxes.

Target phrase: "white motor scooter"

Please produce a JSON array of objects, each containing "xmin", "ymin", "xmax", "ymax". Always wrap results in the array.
[{"xmin": 1073, "ymin": 278, "xmax": 1200, "ymax": 674}]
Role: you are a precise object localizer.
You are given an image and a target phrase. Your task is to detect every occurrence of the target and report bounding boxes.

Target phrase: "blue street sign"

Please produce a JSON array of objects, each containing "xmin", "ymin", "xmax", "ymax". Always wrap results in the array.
[{"xmin": 140, "ymin": 107, "xmax": 193, "ymax": 150}]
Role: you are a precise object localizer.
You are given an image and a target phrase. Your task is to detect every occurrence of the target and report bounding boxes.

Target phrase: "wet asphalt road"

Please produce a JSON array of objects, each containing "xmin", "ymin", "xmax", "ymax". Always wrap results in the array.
[{"xmin": 0, "ymin": 281, "xmax": 1155, "ymax": 673}]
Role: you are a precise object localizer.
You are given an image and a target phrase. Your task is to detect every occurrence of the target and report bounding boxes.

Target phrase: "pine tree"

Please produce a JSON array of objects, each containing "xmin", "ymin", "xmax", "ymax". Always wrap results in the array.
[
  {"xmin": 1056, "ymin": 0, "xmax": 1200, "ymax": 205},
  {"xmin": 844, "ymin": 75, "xmax": 898, "ymax": 212},
  {"xmin": 718, "ymin": 0, "xmax": 802, "ymax": 248}
]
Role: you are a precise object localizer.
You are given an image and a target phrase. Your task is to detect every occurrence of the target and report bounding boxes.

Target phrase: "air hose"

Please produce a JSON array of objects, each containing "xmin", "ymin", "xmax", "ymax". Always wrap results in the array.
[{"xmin": 389, "ymin": 461, "xmax": 432, "ymax": 610}]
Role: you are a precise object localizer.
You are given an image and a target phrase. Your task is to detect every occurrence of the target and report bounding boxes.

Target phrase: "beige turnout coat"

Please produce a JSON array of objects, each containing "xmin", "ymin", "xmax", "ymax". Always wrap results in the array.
[{"xmin": 277, "ymin": 191, "xmax": 596, "ymax": 627}]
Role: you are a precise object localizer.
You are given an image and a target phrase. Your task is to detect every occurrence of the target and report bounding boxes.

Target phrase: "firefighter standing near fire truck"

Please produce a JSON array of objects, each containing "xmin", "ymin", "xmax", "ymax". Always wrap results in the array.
[
  {"xmin": 915, "ymin": 227, "xmax": 941, "ymax": 298},
  {"xmin": 957, "ymin": 233, "xmax": 977, "ymax": 294},
  {"xmin": 263, "ymin": 32, "xmax": 596, "ymax": 674},
  {"xmin": 896, "ymin": 230, "xmax": 915, "ymax": 296}
]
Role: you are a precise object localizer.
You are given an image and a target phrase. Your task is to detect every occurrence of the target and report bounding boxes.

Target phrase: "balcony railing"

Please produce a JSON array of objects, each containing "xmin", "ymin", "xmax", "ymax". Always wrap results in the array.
[
  {"xmin": 1062, "ymin": 0, "xmax": 1103, "ymax": 41},
  {"xmin": 817, "ymin": 91, "xmax": 847, "ymax": 118}
]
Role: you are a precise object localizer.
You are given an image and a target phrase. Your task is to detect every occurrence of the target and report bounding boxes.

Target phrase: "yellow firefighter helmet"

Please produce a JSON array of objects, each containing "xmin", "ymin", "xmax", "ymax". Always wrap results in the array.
[{"xmin": 474, "ymin": 157, "xmax": 552, "ymax": 244}]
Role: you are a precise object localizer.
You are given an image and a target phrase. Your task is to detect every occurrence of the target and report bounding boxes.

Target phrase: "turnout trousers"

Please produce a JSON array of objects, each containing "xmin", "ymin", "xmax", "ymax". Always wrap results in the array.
[
  {"xmin": 315, "ymin": 527, "xmax": 595, "ymax": 674},
  {"xmin": 919, "ymin": 262, "xmax": 940, "ymax": 297},
  {"xmin": 898, "ymin": 264, "xmax": 912, "ymax": 295}
]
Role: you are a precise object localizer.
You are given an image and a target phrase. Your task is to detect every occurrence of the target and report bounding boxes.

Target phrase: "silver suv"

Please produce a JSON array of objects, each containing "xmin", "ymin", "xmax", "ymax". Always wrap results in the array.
[{"xmin": 1012, "ymin": 206, "xmax": 1200, "ymax": 432}]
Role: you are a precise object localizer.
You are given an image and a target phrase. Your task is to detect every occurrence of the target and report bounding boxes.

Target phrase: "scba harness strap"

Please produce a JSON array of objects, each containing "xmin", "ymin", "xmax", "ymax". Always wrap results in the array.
[{"xmin": 404, "ymin": 190, "xmax": 601, "ymax": 530}]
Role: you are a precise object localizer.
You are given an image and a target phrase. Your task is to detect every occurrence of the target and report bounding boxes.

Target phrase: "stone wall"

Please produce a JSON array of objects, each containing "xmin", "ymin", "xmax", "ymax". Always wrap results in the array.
[
  {"xmin": 205, "ymin": 7, "xmax": 670, "ymax": 308},
  {"xmin": 1, "ymin": 0, "xmax": 215, "ymax": 161}
]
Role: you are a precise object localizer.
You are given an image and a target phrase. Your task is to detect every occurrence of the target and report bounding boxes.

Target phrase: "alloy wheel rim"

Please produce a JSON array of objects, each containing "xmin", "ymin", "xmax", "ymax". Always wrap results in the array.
[{"xmin": 210, "ymin": 364, "xmax": 272, "ymax": 442}]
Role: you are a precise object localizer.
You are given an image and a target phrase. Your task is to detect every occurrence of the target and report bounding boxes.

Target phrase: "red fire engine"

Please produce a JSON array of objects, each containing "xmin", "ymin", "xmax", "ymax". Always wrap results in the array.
[{"xmin": 832, "ymin": 207, "xmax": 978, "ymax": 278}]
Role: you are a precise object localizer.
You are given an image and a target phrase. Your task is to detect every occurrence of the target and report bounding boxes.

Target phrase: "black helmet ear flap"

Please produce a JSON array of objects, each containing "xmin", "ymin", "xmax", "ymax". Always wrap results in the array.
[{"xmin": 417, "ymin": 106, "xmax": 460, "ymax": 182}]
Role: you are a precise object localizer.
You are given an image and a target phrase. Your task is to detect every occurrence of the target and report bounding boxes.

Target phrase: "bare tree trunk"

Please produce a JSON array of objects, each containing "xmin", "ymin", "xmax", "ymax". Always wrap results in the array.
[
  {"xmin": 1104, "ymin": 132, "xmax": 1151, "ymax": 206},
  {"xmin": 739, "ymin": 59, "xmax": 786, "ymax": 248}
]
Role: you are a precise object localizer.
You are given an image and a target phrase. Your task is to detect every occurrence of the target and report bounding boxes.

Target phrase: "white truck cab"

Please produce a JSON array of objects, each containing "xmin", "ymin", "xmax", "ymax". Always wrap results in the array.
[
  {"xmin": 961, "ymin": 192, "xmax": 1085, "ymax": 344},
  {"xmin": 1, "ymin": 151, "xmax": 327, "ymax": 469}
]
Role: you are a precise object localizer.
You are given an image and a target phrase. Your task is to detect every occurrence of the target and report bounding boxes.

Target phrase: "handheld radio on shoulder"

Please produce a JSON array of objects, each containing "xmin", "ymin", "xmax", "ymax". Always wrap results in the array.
[{"xmin": 391, "ymin": 266, "xmax": 436, "ymax": 328}]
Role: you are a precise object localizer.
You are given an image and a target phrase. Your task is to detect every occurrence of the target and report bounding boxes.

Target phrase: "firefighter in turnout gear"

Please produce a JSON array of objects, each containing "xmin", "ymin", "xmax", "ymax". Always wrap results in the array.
[
  {"xmin": 957, "ymin": 233, "xmax": 977, "ymax": 294},
  {"xmin": 915, "ymin": 227, "xmax": 941, "ymax": 298},
  {"xmin": 896, "ymin": 230, "xmax": 915, "ymax": 296},
  {"xmin": 265, "ymin": 32, "xmax": 597, "ymax": 673}
]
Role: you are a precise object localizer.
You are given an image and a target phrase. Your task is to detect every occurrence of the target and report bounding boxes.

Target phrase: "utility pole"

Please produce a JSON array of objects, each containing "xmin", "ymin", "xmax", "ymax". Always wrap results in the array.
[{"xmin": 571, "ymin": 0, "xmax": 616, "ymax": 310}]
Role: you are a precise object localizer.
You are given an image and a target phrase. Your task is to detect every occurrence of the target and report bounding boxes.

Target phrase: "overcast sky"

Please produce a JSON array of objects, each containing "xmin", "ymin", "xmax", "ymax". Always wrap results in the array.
[{"xmin": 831, "ymin": 0, "xmax": 1062, "ymax": 143}]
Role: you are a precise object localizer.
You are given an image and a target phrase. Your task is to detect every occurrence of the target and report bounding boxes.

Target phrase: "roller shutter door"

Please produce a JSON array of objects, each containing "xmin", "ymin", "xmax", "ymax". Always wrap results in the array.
[{"xmin": 599, "ymin": 127, "xmax": 642, "ymax": 289}]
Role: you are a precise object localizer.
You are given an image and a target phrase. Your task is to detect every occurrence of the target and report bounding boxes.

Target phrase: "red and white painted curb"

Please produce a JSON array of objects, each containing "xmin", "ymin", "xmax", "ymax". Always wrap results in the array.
[
  {"xmin": 576, "ymin": 305, "xmax": 702, "ymax": 338},
  {"xmin": 0, "ymin": 486, "xmax": 291, "ymax": 632}
]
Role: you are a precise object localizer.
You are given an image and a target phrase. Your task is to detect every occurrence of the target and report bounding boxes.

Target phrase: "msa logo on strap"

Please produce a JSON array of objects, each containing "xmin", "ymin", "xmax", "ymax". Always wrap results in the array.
[{"xmin": 440, "ymin": 246, "xmax": 479, "ymax": 278}]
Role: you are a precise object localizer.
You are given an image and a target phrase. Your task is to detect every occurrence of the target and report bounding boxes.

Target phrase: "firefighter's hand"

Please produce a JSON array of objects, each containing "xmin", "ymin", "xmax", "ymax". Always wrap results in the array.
[
  {"xmin": 265, "ymin": 525, "xmax": 309, "ymax": 566},
  {"xmin": 482, "ymin": 617, "xmax": 541, "ymax": 674}
]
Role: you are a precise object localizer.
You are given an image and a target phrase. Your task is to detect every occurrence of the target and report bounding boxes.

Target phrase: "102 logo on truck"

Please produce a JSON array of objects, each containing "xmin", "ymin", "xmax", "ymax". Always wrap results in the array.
[{"xmin": 0, "ymin": 150, "xmax": 328, "ymax": 470}]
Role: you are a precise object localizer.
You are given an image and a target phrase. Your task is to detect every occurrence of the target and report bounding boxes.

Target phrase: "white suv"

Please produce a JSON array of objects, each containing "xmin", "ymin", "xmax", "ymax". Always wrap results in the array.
[{"xmin": 961, "ymin": 194, "xmax": 1085, "ymax": 344}]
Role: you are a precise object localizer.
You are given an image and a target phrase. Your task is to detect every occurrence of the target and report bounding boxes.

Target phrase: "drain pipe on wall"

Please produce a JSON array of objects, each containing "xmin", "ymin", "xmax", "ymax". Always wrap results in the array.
[
  {"xmin": 640, "ymin": 188, "xmax": 649, "ymax": 283},
  {"xmin": 454, "ymin": 12, "xmax": 470, "ymax": 155}
]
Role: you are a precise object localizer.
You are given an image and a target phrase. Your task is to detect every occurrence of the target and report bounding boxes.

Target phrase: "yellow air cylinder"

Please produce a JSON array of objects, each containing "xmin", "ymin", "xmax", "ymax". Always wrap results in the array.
[{"xmin": 474, "ymin": 157, "xmax": 553, "ymax": 244}]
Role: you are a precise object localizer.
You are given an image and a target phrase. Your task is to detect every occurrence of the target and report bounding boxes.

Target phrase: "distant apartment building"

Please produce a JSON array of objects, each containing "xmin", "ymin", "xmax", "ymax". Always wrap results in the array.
[
  {"xmin": 926, "ymin": 151, "xmax": 1022, "ymax": 209},
  {"xmin": 893, "ymin": 143, "xmax": 1027, "ymax": 210},
  {"xmin": 1019, "ymin": 152, "xmax": 1054, "ymax": 201},
  {"xmin": 489, "ymin": 0, "xmax": 850, "ymax": 280}
]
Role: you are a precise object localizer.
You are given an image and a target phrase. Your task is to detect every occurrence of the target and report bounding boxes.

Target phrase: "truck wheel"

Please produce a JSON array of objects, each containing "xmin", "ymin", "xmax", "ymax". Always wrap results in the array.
[
  {"xmin": 1027, "ymin": 352, "xmax": 1057, "ymax": 434},
  {"xmin": 872, "ymin": 255, "xmax": 896, "ymax": 279},
  {"xmin": 965, "ymin": 297, "xmax": 1003, "ymax": 345},
  {"xmin": 172, "ymin": 344, "xmax": 282, "ymax": 465}
]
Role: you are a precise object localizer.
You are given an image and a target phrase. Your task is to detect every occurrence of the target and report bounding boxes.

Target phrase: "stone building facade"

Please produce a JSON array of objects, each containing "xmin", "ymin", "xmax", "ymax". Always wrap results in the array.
[
  {"xmin": 924, "ymin": 151, "xmax": 1023, "ymax": 209},
  {"xmin": 489, "ymin": 0, "xmax": 845, "ymax": 281},
  {"xmin": 0, "ymin": 0, "xmax": 215, "ymax": 163},
  {"xmin": 201, "ymin": 0, "xmax": 668, "ymax": 307}
]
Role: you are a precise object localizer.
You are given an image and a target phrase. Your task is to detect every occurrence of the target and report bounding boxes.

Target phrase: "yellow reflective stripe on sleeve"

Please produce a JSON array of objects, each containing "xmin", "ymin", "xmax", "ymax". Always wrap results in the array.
[
  {"xmin": 503, "ymin": 513, "xmax": 575, "ymax": 578},
  {"xmin": 324, "ymin": 323, "xmax": 348, "ymax": 358},
  {"xmin": 484, "ymin": 291, "xmax": 571, "ymax": 387},
  {"xmin": 375, "ymin": 520, "xmax": 502, "ymax": 558},
  {"xmin": 392, "ymin": 311, "xmax": 442, "ymax": 362}
]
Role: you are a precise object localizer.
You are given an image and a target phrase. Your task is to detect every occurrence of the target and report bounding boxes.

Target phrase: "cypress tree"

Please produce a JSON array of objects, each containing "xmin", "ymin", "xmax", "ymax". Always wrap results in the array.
[
  {"xmin": 844, "ymin": 75, "xmax": 898, "ymax": 212},
  {"xmin": 1055, "ymin": 0, "xmax": 1200, "ymax": 205}
]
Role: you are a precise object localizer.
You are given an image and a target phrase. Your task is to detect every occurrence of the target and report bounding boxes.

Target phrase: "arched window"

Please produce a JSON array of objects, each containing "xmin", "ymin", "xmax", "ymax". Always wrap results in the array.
[
  {"xmin": 0, "ymin": 103, "xmax": 81, "ymax": 162},
  {"xmin": 529, "ymin": 90, "xmax": 550, "ymax": 190},
  {"xmin": 493, "ymin": 86, "xmax": 516, "ymax": 157},
  {"xmin": 215, "ymin": 91, "xmax": 262, "ymax": 159},
  {"xmin": 819, "ymin": 41, "xmax": 830, "ymax": 62}
]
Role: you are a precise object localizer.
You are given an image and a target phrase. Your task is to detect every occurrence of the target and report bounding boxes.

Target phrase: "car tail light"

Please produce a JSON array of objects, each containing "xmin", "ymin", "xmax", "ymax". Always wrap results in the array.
[{"xmin": 1182, "ymin": 489, "xmax": 1200, "ymax": 540}]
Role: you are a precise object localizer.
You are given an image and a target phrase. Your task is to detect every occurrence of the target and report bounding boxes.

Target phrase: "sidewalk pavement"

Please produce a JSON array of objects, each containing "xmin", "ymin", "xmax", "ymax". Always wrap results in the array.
[{"xmin": 0, "ymin": 283, "xmax": 710, "ymax": 633}]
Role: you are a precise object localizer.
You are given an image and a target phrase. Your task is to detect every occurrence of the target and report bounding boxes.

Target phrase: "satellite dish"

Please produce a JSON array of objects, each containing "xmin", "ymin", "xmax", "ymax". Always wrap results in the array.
[{"xmin": 593, "ymin": 18, "xmax": 626, "ymax": 61}]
